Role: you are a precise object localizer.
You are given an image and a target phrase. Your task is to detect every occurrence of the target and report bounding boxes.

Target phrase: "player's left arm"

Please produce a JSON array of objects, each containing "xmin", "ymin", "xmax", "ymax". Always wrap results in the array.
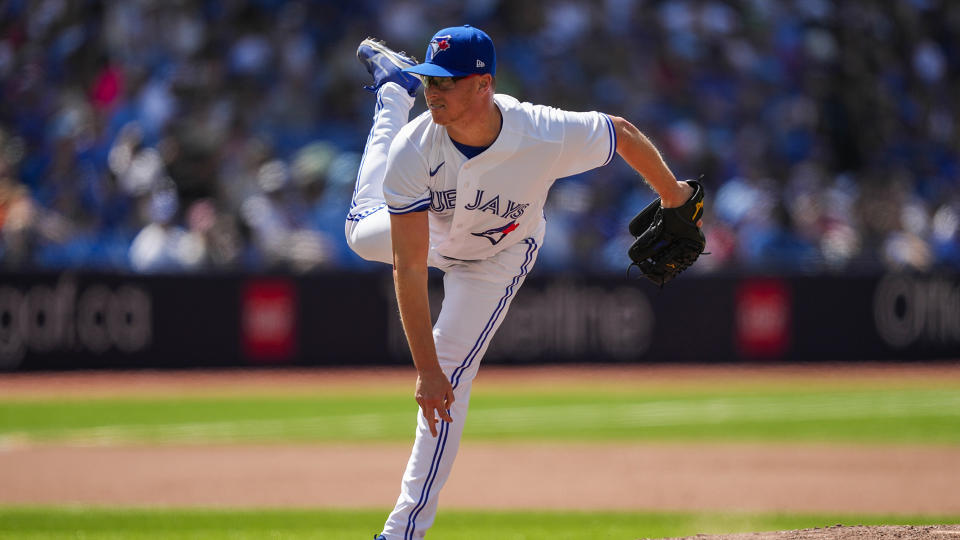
[{"xmin": 607, "ymin": 115, "xmax": 694, "ymax": 209}]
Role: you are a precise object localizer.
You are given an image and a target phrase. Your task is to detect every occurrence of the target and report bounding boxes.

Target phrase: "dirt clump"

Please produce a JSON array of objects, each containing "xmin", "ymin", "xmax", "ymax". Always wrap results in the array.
[{"xmin": 655, "ymin": 524, "xmax": 960, "ymax": 540}]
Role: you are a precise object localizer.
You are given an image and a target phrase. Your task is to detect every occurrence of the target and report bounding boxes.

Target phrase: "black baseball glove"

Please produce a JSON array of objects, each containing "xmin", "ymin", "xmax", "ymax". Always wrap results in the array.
[{"xmin": 627, "ymin": 180, "xmax": 706, "ymax": 286}]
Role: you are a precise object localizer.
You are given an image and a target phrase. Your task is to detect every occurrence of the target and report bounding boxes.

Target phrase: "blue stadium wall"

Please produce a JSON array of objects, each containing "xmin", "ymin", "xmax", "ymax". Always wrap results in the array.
[{"xmin": 1, "ymin": 271, "xmax": 958, "ymax": 371}]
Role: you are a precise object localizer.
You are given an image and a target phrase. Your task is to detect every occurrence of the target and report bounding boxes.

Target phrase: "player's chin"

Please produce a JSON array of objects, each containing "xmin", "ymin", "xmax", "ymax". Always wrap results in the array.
[{"xmin": 428, "ymin": 109, "xmax": 451, "ymax": 125}]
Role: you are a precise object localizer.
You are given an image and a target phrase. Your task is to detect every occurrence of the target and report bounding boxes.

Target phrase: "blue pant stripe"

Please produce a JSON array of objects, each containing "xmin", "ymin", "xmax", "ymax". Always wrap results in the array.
[
  {"xmin": 349, "ymin": 92, "xmax": 384, "ymax": 215},
  {"xmin": 450, "ymin": 237, "xmax": 538, "ymax": 390},
  {"xmin": 404, "ymin": 418, "xmax": 450, "ymax": 540},
  {"xmin": 450, "ymin": 238, "xmax": 537, "ymax": 388},
  {"xmin": 346, "ymin": 202, "xmax": 386, "ymax": 222}
]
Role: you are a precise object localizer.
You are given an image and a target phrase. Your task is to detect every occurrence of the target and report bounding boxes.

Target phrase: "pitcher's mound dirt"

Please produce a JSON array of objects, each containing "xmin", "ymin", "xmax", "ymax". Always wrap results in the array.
[{"xmin": 656, "ymin": 524, "xmax": 960, "ymax": 539}]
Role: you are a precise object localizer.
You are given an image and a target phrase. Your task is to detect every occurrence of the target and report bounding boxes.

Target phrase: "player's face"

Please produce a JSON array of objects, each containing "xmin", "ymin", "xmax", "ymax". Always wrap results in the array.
[{"xmin": 422, "ymin": 74, "xmax": 483, "ymax": 126}]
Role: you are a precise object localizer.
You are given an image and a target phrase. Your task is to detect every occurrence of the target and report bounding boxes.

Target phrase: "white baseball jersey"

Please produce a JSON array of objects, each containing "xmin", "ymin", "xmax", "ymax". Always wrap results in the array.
[{"xmin": 383, "ymin": 93, "xmax": 617, "ymax": 262}]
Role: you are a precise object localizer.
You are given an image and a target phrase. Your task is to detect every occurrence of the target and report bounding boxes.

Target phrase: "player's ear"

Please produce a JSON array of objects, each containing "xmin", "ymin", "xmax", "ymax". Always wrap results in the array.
[{"xmin": 478, "ymin": 74, "xmax": 493, "ymax": 93}]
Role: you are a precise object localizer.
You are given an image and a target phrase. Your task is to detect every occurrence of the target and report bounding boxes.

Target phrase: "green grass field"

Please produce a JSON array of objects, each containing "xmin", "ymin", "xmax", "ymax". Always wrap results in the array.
[
  {"xmin": 1, "ymin": 507, "xmax": 958, "ymax": 540},
  {"xmin": 2, "ymin": 385, "xmax": 959, "ymax": 445},
  {"xmin": 2, "ymin": 371, "xmax": 958, "ymax": 539}
]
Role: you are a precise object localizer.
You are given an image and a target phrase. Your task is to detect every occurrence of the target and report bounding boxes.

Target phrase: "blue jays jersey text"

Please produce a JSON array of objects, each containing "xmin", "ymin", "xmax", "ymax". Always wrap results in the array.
[{"xmin": 430, "ymin": 188, "xmax": 530, "ymax": 221}]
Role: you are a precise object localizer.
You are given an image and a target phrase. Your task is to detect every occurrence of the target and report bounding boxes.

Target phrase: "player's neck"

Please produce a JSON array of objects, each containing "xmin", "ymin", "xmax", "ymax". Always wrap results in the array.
[{"xmin": 447, "ymin": 101, "xmax": 502, "ymax": 148}]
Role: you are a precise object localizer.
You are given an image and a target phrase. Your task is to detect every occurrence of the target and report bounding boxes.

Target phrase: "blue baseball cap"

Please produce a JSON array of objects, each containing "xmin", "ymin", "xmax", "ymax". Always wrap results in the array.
[{"xmin": 402, "ymin": 25, "xmax": 496, "ymax": 78}]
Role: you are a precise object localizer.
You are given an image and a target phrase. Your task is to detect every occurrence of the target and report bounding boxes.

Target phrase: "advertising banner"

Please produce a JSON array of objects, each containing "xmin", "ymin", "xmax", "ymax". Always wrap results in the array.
[{"xmin": 1, "ymin": 271, "xmax": 957, "ymax": 371}]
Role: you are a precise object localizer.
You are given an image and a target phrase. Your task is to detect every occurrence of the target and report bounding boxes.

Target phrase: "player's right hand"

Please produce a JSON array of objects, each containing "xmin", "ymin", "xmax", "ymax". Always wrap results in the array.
[{"xmin": 415, "ymin": 368, "xmax": 455, "ymax": 437}]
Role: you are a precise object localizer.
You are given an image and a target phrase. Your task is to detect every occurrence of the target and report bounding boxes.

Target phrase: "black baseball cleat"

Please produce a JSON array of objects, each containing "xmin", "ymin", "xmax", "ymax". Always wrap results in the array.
[{"xmin": 357, "ymin": 38, "xmax": 421, "ymax": 97}]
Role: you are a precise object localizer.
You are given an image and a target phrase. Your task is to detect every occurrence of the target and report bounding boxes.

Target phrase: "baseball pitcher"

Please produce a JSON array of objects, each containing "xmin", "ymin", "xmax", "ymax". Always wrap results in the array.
[{"xmin": 345, "ymin": 25, "xmax": 705, "ymax": 540}]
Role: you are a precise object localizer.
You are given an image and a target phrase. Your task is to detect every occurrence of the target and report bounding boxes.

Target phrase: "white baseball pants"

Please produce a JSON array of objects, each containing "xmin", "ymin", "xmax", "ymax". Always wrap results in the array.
[{"xmin": 345, "ymin": 83, "xmax": 541, "ymax": 540}]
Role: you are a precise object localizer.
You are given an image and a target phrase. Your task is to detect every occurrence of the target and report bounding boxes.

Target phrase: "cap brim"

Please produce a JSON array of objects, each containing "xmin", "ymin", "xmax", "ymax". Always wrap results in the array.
[{"xmin": 402, "ymin": 63, "xmax": 473, "ymax": 77}]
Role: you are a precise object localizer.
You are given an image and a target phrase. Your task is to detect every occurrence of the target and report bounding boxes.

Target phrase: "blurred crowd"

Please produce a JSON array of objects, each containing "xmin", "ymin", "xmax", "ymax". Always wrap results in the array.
[{"xmin": 0, "ymin": 0, "xmax": 957, "ymax": 275}]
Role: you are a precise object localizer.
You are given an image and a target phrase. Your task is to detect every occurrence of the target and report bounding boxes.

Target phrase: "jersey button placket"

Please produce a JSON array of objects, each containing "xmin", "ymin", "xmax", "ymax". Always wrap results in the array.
[{"xmin": 454, "ymin": 165, "xmax": 476, "ymax": 236}]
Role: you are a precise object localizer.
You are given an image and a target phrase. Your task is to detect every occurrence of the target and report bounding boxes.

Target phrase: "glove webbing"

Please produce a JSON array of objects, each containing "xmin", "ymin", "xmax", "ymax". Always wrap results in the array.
[{"xmin": 627, "ymin": 236, "xmax": 703, "ymax": 286}]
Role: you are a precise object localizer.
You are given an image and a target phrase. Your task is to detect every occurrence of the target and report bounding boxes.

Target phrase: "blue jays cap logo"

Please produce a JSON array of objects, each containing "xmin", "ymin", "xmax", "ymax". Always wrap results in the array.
[{"xmin": 428, "ymin": 35, "xmax": 453, "ymax": 60}]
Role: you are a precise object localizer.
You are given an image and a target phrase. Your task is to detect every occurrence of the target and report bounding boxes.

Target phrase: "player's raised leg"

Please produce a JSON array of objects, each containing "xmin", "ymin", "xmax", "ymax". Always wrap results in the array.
[
  {"xmin": 380, "ymin": 234, "xmax": 543, "ymax": 540},
  {"xmin": 346, "ymin": 39, "xmax": 421, "ymax": 264}
]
